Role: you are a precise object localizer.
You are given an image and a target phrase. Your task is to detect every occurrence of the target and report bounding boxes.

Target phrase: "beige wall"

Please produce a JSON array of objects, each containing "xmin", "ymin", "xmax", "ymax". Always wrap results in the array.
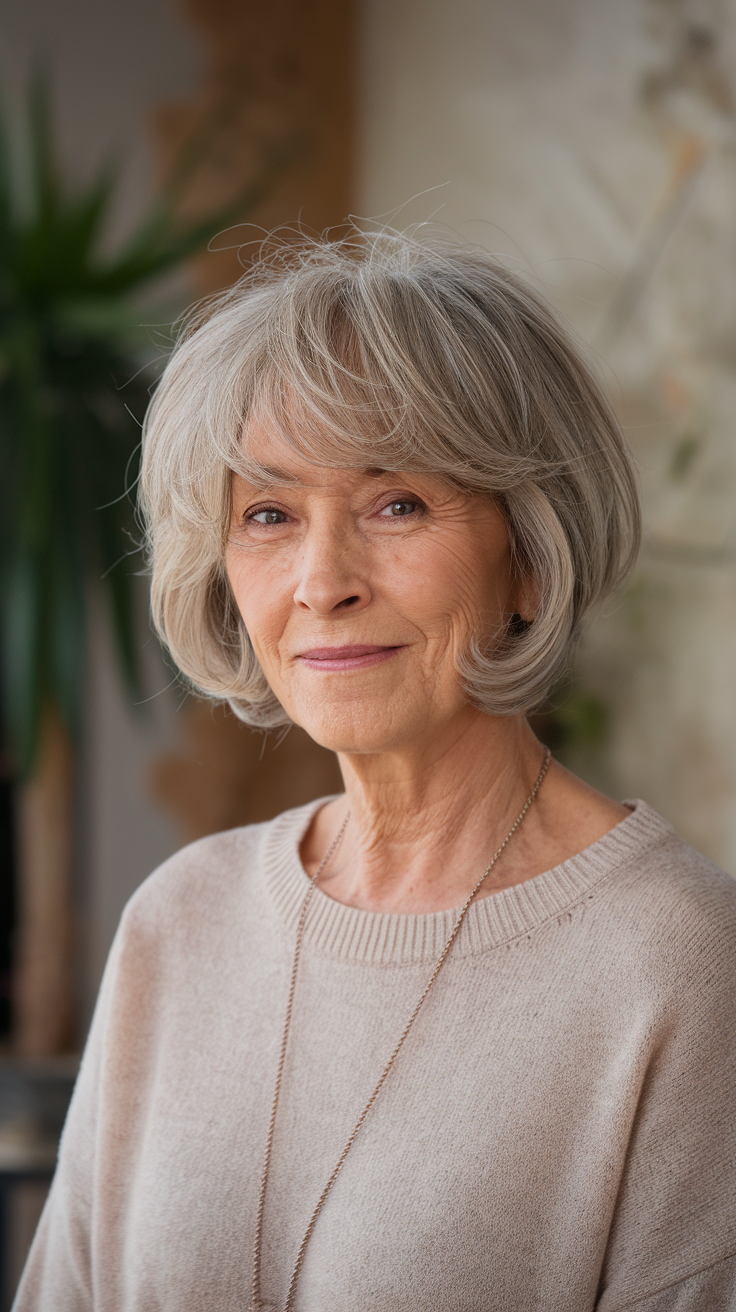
[{"xmin": 358, "ymin": 0, "xmax": 736, "ymax": 871}]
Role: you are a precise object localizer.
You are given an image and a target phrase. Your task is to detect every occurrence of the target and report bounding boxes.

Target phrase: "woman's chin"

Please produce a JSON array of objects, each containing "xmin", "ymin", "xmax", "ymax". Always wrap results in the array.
[
  {"xmin": 287, "ymin": 705, "xmax": 428, "ymax": 757},
  {"xmin": 275, "ymin": 668, "xmax": 469, "ymax": 757},
  {"xmin": 295, "ymin": 722, "xmax": 409, "ymax": 757}
]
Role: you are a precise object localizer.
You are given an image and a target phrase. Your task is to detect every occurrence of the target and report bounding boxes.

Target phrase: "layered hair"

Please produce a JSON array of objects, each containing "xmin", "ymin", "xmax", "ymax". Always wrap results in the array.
[{"xmin": 140, "ymin": 231, "xmax": 640, "ymax": 728}]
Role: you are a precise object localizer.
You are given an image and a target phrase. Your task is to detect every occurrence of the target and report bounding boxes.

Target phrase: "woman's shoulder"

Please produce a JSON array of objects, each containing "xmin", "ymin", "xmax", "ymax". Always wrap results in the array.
[
  {"xmin": 597, "ymin": 800, "xmax": 736, "ymax": 977},
  {"xmin": 118, "ymin": 797, "xmax": 326, "ymax": 940},
  {"xmin": 618, "ymin": 800, "xmax": 736, "ymax": 906}
]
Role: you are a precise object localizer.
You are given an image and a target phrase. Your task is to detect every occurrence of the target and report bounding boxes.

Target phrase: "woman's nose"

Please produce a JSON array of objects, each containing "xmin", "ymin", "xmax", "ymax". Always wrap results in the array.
[{"xmin": 292, "ymin": 522, "xmax": 371, "ymax": 615}]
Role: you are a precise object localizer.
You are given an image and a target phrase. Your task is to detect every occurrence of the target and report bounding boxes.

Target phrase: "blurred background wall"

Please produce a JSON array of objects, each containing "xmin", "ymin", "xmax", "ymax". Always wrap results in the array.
[
  {"xmin": 0, "ymin": 0, "xmax": 734, "ymax": 1292},
  {"xmin": 0, "ymin": 0, "xmax": 732, "ymax": 1014}
]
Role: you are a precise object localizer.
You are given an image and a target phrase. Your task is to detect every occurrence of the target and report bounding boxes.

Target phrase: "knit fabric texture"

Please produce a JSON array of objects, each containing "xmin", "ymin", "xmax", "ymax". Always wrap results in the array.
[{"xmin": 14, "ymin": 798, "xmax": 736, "ymax": 1311}]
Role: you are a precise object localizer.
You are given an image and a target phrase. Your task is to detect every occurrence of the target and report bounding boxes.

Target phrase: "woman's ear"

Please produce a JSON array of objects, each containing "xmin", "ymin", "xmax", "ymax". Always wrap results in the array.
[{"xmin": 514, "ymin": 573, "xmax": 540, "ymax": 623}]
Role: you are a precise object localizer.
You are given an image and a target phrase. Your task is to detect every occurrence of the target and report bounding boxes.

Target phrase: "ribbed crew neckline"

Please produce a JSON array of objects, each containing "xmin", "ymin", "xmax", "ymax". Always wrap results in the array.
[{"xmin": 261, "ymin": 797, "xmax": 673, "ymax": 965}]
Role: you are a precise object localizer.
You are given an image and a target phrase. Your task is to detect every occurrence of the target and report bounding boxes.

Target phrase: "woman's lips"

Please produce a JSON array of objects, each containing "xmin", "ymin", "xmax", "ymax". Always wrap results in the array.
[{"xmin": 296, "ymin": 644, "xmax": 404, "ymax": 671}]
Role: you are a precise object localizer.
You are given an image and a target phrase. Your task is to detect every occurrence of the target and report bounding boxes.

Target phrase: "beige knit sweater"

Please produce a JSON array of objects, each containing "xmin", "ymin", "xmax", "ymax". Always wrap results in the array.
[{"xmin": 14, "ymin": 798, "xmax": 736, "ymax": 1311}]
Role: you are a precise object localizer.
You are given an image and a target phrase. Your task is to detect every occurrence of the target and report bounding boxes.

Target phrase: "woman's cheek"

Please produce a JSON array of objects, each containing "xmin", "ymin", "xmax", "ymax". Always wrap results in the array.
[
  {"xmin": 229, "ymin": 550, "xmax": 285, "ymax": 625},
  {"xmin": 242, "ymin": 599, "xmax": 286, "ymax": 674}
]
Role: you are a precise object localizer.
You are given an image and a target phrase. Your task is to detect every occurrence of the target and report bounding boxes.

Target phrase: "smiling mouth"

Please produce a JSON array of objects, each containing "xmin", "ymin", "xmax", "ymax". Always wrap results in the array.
[{"xmin": 296, "ymin": 644, "xmax": 405, "ymax": 671}]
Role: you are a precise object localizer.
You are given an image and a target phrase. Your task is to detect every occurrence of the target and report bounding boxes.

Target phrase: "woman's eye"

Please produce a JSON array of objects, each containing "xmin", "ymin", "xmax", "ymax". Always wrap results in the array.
[
  {"xmin": 381, "ymin": 499, "xmax": 420, "ymax": 518},
  {"xmin": 248, "ymin": 507, "xmax": 288, "ymax": 525}
]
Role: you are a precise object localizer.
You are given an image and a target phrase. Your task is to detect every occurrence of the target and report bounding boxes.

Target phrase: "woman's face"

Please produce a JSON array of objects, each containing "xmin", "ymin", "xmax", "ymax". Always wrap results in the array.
[{"xmin": 225, "ymin": 422, "xmax": 529, "ymax": 755}]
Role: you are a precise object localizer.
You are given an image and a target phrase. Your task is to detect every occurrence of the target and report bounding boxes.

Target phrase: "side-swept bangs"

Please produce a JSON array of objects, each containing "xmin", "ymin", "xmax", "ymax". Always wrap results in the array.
[{"xmin": 140, "ymin": 232, "xmax": 640, "ymax": 728}]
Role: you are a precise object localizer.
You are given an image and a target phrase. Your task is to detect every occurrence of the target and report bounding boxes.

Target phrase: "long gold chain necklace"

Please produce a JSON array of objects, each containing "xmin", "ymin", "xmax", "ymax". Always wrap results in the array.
[{"xmin": 251, "ymin": 746, "xmax": 552, "ymax": 1312}]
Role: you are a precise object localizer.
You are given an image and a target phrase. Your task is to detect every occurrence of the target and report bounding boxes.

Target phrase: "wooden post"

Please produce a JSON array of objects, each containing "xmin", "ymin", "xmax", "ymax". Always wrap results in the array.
[{"xmin": 13, "ymin": 714, "xmax": 76, "ymax": 1057}]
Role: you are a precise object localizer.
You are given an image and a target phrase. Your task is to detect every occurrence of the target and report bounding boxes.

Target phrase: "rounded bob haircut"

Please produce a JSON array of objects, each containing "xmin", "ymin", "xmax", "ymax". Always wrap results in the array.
[{"xmin": 139, "ymin": 231, "xmax": 640, "ymax": 730}]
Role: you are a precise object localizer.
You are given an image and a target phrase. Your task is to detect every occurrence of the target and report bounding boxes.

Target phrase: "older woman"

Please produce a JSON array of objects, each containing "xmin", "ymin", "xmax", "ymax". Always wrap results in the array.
[{"xmin": 16, "ymin": 235, "xmax": 736, "ymax": 1312}]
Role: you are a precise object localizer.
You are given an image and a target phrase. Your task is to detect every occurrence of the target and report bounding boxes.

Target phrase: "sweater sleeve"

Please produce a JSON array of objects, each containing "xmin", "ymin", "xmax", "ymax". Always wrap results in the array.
[
  {"xmin": 596, "ymin": 875, "xmax": 736, "ymax": 1312},
  {"xmin": 10, "ymin": 828, "xmax": 247, "ymax": 1312},
  {"xmin": 609, "ymin": 1252, "xmax": 736, "ymax": 1311},
  {"xmin": 11, "ymin": 923, "xmax": 125, "ymax": 1311}
]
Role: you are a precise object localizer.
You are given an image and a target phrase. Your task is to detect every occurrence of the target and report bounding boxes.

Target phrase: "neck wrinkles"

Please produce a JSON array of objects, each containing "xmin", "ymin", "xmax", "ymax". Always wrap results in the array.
[{"xmin": 262, "ymin": 796, "xmax": 670, "ymax": 965}]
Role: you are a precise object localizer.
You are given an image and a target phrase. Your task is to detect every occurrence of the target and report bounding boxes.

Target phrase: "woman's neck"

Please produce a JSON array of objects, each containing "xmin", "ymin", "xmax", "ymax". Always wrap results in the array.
[{"xmin": 301, "ymin": 712, "xmax": 561, "ymax": 914}]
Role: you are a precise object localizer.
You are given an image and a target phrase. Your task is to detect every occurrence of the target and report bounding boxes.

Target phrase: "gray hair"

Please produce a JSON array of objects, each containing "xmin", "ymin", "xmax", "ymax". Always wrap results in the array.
[{"xmin": 139, "ymin": 231, "xmax": 640, "ymax": 728}]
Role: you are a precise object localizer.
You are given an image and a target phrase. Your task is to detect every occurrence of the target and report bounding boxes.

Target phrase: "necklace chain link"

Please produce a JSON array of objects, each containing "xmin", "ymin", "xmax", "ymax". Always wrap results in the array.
[{"xmin": 251, "ymin": 746, "xmax": 552, "ymax": 1312}]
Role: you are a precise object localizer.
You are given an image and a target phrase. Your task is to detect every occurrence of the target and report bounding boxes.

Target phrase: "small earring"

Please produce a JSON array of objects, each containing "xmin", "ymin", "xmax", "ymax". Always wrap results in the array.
[{"xmin": 508, "ymin": 612, "xmax": 533, "ymax": 636}]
